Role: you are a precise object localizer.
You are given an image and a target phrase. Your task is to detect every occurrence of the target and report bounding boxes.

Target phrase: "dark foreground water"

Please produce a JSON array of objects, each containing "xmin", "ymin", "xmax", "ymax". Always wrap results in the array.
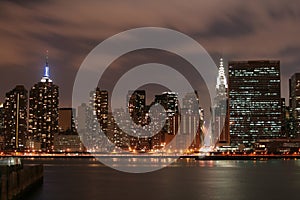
[{"xmin": 22, "ymin": 158, "xmax": 300, "ymax": 200}]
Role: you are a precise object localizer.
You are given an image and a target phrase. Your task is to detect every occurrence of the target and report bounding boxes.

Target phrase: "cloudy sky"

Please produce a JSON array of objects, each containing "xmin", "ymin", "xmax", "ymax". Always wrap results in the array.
[{"xmin": 0, "ymin": 0, "xmax": 299, "ymax": 107}]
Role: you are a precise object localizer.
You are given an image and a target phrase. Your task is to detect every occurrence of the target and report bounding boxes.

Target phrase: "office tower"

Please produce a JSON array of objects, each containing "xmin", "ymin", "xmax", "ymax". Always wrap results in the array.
[
  {"xmin": 154, "ymin": 92, "xmax": 179, "ymax": 117},
  {"xmin": 0, "ymin": 103, "xmax": 4, "ymax": 133},
  {"xmin": 180, "ymin": 92, "xmax": 203, "ymax": 150},
  {"xmin": 127, "ymin": 90, "xmax": 146, "ymax": 125},
  {"xmin": 280, "ymin": 98, "xmax": 289, "ymax": 138},
  {"xmin": 77, "ymin": 103, "xmax": 88, "ymax": 134},
  {"xmin": 28, "ymin": 54, "xmax": 59, "ymax": 152},
  {"xmin": 228, "ymin": 60, "xmax": 282, "ymax": 147},
  {"xmin": 77, "ymin": 88, "xmax": 111, "ymax": 152},
  {"xmin": 77, "ymin": 103, "xmax": 93, "ymax": 150},
  {"xmin": 3, "ymin": 85, "xmax": 28, "ymax": 151},
  {"xmin": 53, "ymin": 134, "xmax": 83, "ymax": 152},
  {"xmin": 54, "ymin": 108, "xmax": 82, "ymax": 152},
  {"xmin": 95, "ymin": 88, "xmax": 109, "ymax": 132},
  {"xmin": 290, "ymin": 73, "xmax": 300, "ymax": 138},
  {"xmin": 0, "ymin": 103, "xmax": 4, "ymax": 150},
  {"xmin": 58, "ymin": 108, "xmax": 76, "ymax": 134},
  {"xmin": 213, "ymin": 58, "xmax": 230, "ymax": 145},
  {"xmin": 111, "ymin": 108, "xmax": 130, "ymax": 149},
  {"xmin": 153, "ymin": 92, "xmax": 179, "ymax": 146}
]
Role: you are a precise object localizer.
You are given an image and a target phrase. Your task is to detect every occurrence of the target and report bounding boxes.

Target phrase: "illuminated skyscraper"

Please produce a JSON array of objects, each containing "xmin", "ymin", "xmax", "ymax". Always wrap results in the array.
[
  {"xmin": 77, "ymin": 88, "xmax": 111, "ymax": 152},
  {"xmin": 228, "ymin": 60, "xmax": 282, "ymax": 147},
  {"xmin": 180, "ymin": 92, "xmax": 203, "ymax": 149},
  {"xmin": 28, "ymin": 53, "xmax": 59, "ymax": 152},
  {"xmin": 290, "ymin": 73, "xmax": 300, "ymax": 138},
  {"xmin": 0, "ymin": 103, "xmax": 4, "ymax": 150},
  {"xmin": 213, "ymin": 58, "xmax": 229, "ymax": 145},
  {"xmin": 154, "ymin": 92, "xmax": 179, "ymax": 117},
  {"xmin": 153, "ymin": 92, "xmax": 179, "ymax": 146},
  {"xmin": 95, "ymin": 88, "xmax": 109, "ymax": 133},
  {"xmin": 127, "ymin": 90, "xmax": 146, "ymax": 125},
  {"xmin": 3, "ymin": 85, "xmax": 28, "ymax": 151}
]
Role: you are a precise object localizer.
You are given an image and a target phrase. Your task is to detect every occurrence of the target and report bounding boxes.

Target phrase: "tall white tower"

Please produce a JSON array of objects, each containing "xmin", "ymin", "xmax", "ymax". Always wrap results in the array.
[
  {"xmin": 216, "ymin": 58, "xmax": 228, "ymax": 96},
  {"xmin": 212, "ymin": 58, "xmax": 229, "ymax": 146}
]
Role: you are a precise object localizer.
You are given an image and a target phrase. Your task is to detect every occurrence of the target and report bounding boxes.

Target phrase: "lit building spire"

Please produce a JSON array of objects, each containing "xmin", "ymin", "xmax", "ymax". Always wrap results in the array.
[
  {"xmin": 44, "ymin": 50, "xmax": 50, "ymax": 78},
  {"xmin": 216, "ymin": 58, "xmax": 228, "ymax": 91},
  {"xmin": 41, "ymin": 50, "xmax": 52, "ymax": 82}
]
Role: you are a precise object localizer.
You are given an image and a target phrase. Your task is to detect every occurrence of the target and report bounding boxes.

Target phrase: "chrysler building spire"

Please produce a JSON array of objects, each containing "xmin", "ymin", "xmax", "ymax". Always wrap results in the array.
[{"xmin": 216, "ymin": 58, "xmax": 228, "ymax": 94}]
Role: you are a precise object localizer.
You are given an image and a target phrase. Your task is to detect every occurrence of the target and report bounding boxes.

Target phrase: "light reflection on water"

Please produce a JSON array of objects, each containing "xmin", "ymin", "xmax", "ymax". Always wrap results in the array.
[
  {"xmin": 22, "ymin": 157, "xmax": 300, "ymax": 169},
  {"xmin": 22, "ymin": 158, "xmax": 300, "ymax": 200}
]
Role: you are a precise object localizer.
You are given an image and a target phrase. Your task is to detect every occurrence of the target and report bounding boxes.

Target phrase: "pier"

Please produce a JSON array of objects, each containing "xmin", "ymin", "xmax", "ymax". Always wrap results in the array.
[{"xmin": 0, "ymin": 158, "xmax": 43, "ymax": 200}]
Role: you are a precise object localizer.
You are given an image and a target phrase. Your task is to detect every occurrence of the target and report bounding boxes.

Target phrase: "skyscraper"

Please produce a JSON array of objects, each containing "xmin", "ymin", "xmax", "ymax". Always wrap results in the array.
[
  {"xmin": 154, "ymin": 92, "xmax": 179, "ymax": 117},
  {"xmin": 289, "ymin": 73, "xmax": 300, "ymax": 138},
  {"xmin": 77, "ymin": 88, "xmax": 111, "ymax": 152},
  {"xmin": 127, "ymin": 90, "xmax": 146, "ymax": 125},
  {"xmin": 0, "ymin": 103, "xmax": 4, "ymax": 150},
  {"xmin": 180, "ymin": 92, "xmax": 203, "ymax": 150},
  {"xmin": 28, "ymin": 54, "xmax": 59, "ymax": 152},
  {"xmin": 213, "ymin": 58, "xmax": 229, "ymax": 145},
  {"xmin": 228, "ymin": 60, "xmax": 282, "ymax": 147},
  {"xmin": 95, "ymin": 88, "xmax": 109, "ymax": 133},
  {"xmin": 153, "ymin": 92, "xmax": 179, "ymax": 145},
  {"xmin": 3, "ymin": 85, "xmax": 28, "ymax": 151}
]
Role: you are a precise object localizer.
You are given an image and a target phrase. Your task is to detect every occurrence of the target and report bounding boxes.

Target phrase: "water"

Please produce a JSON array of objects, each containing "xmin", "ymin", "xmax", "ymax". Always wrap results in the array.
[{"xmin": 23, "ymin": 158, "xmax": 300, "ymax": 200}]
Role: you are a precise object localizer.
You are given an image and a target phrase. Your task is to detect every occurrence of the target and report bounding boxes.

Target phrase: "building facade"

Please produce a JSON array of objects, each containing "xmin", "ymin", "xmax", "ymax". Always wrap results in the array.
[
  {"xmin": 213, "ymin": 58, "xmax": 230, "ymax": 146},
  {"xmin": 127, "ymin": 90, "xmax": 146, "ymax": 125},
  {"xmin": 0, "ymin": 103, "xmax": 4, "ymax": 150},
  {"xmin": 58, "ymin": 108, "xmax": 76, "ymax": 134},
  {"xmin": 3, "ymin": 85, "xmax": 28, "ymax": 151},
  {"xmin": 228, "ymin": 60, "xmax": 282, "ymax": 147},
  {"xmin": 28, "ymin": 56, "xmax": 59, "ymax": 152},
  {"xmin": 290, "ymin": 73, "xmax": 300, "ymax": 138}
]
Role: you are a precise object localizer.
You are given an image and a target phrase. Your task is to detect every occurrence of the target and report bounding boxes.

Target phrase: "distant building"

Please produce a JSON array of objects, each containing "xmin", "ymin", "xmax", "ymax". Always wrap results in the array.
[
  {"xmin": 28, "ymin": 54, "xmax": 59, "ymax": 152},
  {"xmin": 153, "ymin": 92, "xmax": 179, "ymax": 145},
  {"xmin": 0, "ymin": 103, "xmax": 5, "ymax": 150},
  {"xmin": 53, "ymin": 134, "xmax": 83, "ymax": 152},
  {"xmin": 77, "ymin": 88, "xmax": 111, "ymax": 152},
  {"xmin": 154, "ymin": 92, "xmax": 179, "ymax": 117},
  {"xmin": 289, "ymin": 73, "xmax": 300, "ymax": 138},
  {"xmin": 58, "ymin": 108, "xmax": 76, "ymax": 134},
  {"xmin": 111, "ymin": 108, "xmax": 130, "ymax": 149},
  {"xmin": 95, "ymin": 89, "xmax": 109, "ymax": 133},
  {"xmin": 180, "ymin": 92, "xmax": 203, "ymax": 150},
  {"xmin": 77, "ymin": 103, "xmax": 88, "ymax": 134},
  {"xmin": 127, "ymin": 90, "xmax": 146, "ymax": 125},
  {"xmin": 228, "ymin": 60, "xmax": 282, "ymax": 147},
  {"xmin": 280, "ymin": 98, "xmax": 292, "ymax": 138},
  {"xmin": 3, "ymin": 85, "xmax": 28, "ymax": 151}
]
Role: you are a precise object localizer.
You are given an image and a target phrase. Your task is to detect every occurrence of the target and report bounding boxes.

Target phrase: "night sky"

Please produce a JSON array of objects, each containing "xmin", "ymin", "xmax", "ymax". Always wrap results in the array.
[{"xmin": 0, "ymin": 0, "xmax": 299, "ymax": 107}]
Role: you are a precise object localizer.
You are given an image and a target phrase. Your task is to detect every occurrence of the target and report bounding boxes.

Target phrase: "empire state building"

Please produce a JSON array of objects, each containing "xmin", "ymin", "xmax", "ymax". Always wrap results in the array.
[{"xmin": 28, "ymin": 53, "xmax": 59, "ymax": 152}]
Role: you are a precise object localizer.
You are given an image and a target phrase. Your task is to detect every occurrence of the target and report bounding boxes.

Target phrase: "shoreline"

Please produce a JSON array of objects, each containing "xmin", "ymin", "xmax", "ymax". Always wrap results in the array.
[{"xmin": 1, "ymin": 154, "xmax": 300, "ymax": 160}]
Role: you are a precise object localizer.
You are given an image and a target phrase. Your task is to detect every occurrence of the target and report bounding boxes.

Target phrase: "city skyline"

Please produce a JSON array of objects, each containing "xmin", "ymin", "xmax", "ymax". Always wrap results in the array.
[
  {"xmin": 0, "ymin": 1, "xmax": 299, "ymax": 154},
  {"xmin": 0, "ymin": 1, "xmax": 300, "ymax": 106},
  {"xmin": 0, "ymin": 2, "xmax": 300, "ymax": 199}
]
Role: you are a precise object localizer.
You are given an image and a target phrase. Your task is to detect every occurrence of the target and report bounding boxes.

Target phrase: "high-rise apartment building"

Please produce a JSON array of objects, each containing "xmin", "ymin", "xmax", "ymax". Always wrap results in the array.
[{"xmin": 3, "ymin": 85, "xmax": 28, "ymax": 151}]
